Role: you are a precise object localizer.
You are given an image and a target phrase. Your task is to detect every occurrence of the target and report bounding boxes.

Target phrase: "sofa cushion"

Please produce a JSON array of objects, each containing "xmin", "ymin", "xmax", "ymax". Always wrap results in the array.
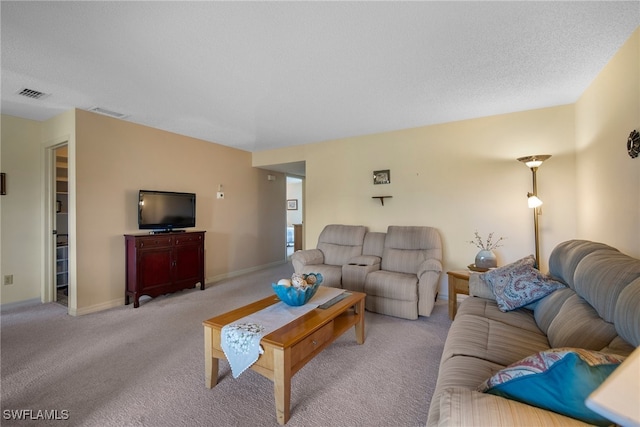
[
  {"xmin": 547, "ymin": 294, "xmax": 618, "ymax": 350},
  {"xmin": 614, "ymin": 278, "xmax": 640, "ymax": 346},
  {"xmin": 548, "ymin": 240, "xmax": 619, "ymax": 289},
  {"xmin": 573, "ymin": 250, "xmax": 640, "ymax": 323},
  {"xmin": 427, "ymin": 356, "xmax": 506, "ymax": 427},
  {"xmin": 481, "ymin": 256, "xmax": 566, "ymax": 312},
  {"xmin": 441, "ymin": 314, "xmax": 550, "ymax": 367},
  {"xmin": 600, "ymin": 336, "xmax": 636, "ymax": 357},
  {"xmin": 435, "ymin": 387, "xmax": 591, "ymax": 427},
  {"xmin": 436, "ymin": 354, "xmax": 505, "ymax": 391},
  {"xmin": 478, "ymin": 348, "xmax": 625, "ymax": 426},
  {"xmin": 533, "ymin": 287, "xmax": 575, "ymax": 335},
  {"xmin": 457, "ymin": 297, "xmax": 544, "ymax": 335}
]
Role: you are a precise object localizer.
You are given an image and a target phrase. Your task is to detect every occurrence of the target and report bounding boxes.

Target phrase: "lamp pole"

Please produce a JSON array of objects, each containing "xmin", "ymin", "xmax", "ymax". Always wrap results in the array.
[
  {"xmin": 531, "ymin": 166, "xmax": 541, "ymax": 267},
  {"xmin": 517, "ymin": 155, "xmax": 551, "ymax": 269}
]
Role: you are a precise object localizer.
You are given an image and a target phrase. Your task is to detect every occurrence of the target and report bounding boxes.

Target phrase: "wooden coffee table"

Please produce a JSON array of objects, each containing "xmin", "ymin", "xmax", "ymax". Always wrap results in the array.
[{"xmin": 203, "ymin": 290, "xmax": 366, "ymax": 425}]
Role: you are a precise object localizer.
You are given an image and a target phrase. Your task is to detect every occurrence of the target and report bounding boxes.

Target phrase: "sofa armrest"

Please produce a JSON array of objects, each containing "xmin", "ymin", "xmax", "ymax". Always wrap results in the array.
[
  {"xmin": 346, "ymin": 255, "xmax": 381, "ymax": 266},
  {"xmin": 291, "ymin": 249, "xmax": 324, "ymax": 273},
  {"xmin": 469, "ymin": 272, "xmax": 495, "ymax": 300},
  {"xmin": 435, "ymin": 387, "xmax": 590, "ymax": 427}
]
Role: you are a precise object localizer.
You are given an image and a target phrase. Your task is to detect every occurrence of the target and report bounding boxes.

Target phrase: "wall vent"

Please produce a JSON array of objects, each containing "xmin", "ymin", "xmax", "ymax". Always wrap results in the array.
[
  {"xmin": 17, "ymin": 87, "xmax": 49, "ymax": 100},
  {"xmin": 87, "ymin": 106, "xmax": 128, "ymax": 119}
]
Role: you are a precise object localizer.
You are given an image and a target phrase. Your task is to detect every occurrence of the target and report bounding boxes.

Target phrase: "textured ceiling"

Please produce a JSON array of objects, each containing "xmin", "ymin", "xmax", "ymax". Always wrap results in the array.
[{"xmin": 2, "ymin": 1, "xmax": 639, "ymax": 153}]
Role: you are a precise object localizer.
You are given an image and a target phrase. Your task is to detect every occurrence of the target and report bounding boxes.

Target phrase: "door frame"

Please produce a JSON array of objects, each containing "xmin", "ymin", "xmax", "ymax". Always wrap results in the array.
[
  {"xmin": 285, "ymin": 174, "xmax": 305, "ymax": 254},
  {"xmin": 42, "ymin": 139, "xmax": 69, "ymax": 308}
]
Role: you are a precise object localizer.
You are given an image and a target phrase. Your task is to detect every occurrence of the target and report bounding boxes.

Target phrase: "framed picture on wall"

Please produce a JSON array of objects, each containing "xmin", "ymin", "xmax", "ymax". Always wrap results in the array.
[
  {"xmin": 373, "ymin": 169, "xmax": 390, "ymax": 185},
  {"xmin": 287, "ymin": 199, "xmax": 298, "ymax": 210}
]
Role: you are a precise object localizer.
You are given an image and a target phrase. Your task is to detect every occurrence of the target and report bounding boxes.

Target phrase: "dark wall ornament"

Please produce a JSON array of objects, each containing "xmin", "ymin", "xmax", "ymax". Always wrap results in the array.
[
  {"xmin": 373, "ymin": 169, "xmax": 390, "ymax": 185},
  {"xmin": 628, "ymin": 129, "xmax": 640, "ymax": 159}
]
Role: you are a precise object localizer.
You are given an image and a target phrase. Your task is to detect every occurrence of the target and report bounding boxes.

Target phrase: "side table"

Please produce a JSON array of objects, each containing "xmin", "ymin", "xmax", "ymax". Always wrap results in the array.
[{"xmin": 447, "ymin": 270, "xmax": 470, "ymax": 320}]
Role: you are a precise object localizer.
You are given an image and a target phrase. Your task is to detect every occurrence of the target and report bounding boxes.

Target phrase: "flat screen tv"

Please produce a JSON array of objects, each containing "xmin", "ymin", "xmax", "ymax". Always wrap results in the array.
[{"xmin": 138, "ymin": 190, "xmax": 196, "ymax": 231}]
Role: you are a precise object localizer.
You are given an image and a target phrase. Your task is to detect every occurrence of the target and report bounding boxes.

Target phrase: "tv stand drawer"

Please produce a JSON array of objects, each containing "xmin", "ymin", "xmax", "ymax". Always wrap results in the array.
[
  {"xmin": 136, "ymin": 236, "xmax": 173, "ymax": 249},
  {"xmin": 175, "ymin": 233, "xmax": 204, "ymax": 246}
]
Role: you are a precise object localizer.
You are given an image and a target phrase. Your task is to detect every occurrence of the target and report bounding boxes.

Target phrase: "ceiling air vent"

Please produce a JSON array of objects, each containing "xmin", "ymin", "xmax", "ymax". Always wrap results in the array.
[
  {"xmin": 17, "ymin": 87, "xmax": 49, "ymax": 100},
  {"xmin": 87, "ymin": 106, "xmax": 128, "ymax": 119}
]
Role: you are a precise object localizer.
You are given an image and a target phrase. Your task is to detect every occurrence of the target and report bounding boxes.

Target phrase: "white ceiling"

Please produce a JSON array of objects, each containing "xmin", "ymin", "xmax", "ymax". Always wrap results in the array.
[{"xmin": 2, "ymin": 1, "xmax": 639, "ymax": 155}]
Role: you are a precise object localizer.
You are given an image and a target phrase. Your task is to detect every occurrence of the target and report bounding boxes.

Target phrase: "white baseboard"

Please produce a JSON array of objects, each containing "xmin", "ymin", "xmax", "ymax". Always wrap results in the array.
[
  {"xmin": 3, "ymin": 261, "xmax": 289, "ymax": 316},
  {"xmin": 206, "ymin": 259, "xmax": 288, "ymax": 285},
  {"xmin": 70, "ymin": 297, "xmax": 124, "ymax": 316},
  {"xmin": 1, "ymin": 298, "xmax": 41, "ymax": 311}
]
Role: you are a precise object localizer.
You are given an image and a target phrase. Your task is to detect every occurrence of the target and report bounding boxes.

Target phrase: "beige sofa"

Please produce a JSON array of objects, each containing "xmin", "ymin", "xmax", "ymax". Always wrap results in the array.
[
  {"xmin": 291, "ymin": 224, "xmax": 443, "ymax": 319},
  {"xmin": 427, "ymin": 240, "xmax": 640, "ymax": 426}
]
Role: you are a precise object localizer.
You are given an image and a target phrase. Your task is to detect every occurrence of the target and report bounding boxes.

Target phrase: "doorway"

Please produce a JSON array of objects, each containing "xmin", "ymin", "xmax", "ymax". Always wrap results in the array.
[
  {"xmin": 53, "ymin": 145, "xmax": 69, "ymax": 306},
  {"xmin": 286, "ymin": 176, "xmax": 303, "ymax": 258}
]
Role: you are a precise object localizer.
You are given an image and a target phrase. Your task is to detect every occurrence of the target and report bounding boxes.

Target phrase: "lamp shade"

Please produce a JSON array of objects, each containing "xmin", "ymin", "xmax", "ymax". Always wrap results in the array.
[
  {"xmin": 527, "ymin": 195, "xmax": 543, "ymax": 208},
  {"xmin": 585, "ymin": 346, "xmax": 640, "ymax": 427},
  {"xmin": 517, "ymin": 154, "xmax": 551, "ymax": 169}
]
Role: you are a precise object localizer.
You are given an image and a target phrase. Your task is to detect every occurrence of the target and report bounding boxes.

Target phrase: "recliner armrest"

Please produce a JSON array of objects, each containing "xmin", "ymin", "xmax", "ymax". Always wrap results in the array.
[
  {"xmin": 346, "ymin": 255, "xmax": 381, "ymax": 266},
  {"xmin": 418, "ymin": 258, "xmax": 443, "ymax": 278},
  {"xmin": 291, "ymin": 249, "xmax": 324, "ymax": 272}
]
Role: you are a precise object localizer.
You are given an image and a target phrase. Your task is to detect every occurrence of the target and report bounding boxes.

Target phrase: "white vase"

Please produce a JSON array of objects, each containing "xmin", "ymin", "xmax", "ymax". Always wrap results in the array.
[{"xmin": 475, "ymin": 250, "xmax": 497, "ymax": 269}]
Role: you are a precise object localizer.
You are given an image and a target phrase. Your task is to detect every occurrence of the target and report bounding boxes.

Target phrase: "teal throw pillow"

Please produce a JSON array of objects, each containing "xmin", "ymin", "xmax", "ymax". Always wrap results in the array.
[{"xmin": 478, "ymin": 348, "xmax": 625, "ymax": 426}]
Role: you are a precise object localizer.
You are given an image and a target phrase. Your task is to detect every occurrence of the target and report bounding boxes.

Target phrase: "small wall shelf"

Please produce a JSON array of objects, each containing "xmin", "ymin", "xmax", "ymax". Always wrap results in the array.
[{"xmin": 372, "ymin": 196, "xmax": 392, "ymax": 206}]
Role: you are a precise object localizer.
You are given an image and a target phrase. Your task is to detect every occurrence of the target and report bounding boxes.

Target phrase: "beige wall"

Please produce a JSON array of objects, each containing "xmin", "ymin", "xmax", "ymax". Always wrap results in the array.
[
  {"xmin": 254, "ymin": 28, "xmax": 640, "ymax": 297},
  {"xmin": 575, "ymin": 28, "xmax": 640, "ymax": 256},
  {"xmin": 1, "ymin": 110, "xmax": 286, "ymax": 313},
  {"xmin": 0, "ymin": 116, "xmax": 43, "ymax": 304},
  {"xmin": 255, "ymin": 106, "xmax": 577, "ymax": 289},
  {"xmin": 73, "ymin": 109, "xmax": 286, "ymax": 314}
]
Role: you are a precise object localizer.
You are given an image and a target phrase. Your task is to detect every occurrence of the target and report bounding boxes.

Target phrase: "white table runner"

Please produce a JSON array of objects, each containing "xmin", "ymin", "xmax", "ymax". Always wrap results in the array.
[{"xmin": 221, "ymin": 286, "xmax": 345, "ymax": 378}]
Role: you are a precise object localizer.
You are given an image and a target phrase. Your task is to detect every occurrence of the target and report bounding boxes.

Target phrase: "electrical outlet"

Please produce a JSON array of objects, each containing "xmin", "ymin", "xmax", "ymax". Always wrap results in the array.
[
  {"xmin": 216, "ymin": 192, "xmax": 224, "ymax": 199},
  {"xmin": 4, "ymin": 275, "xmax": 13, "ymax": 286}
]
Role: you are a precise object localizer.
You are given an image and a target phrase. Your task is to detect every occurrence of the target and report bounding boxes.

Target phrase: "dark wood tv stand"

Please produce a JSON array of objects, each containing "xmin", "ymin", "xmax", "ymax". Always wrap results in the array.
[{"xmin": 124, "ymin": 231, "xmax": 205, "ymax": 308}]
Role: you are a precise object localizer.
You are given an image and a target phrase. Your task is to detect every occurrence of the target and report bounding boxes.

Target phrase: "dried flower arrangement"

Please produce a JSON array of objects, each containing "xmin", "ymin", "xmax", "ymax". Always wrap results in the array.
[{"xmin": 468, "ymin": 231, "xmax": 505, "ymax": 251}]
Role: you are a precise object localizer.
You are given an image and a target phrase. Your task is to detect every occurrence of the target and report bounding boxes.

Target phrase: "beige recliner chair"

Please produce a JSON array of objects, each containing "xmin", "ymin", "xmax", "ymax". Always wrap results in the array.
[
  {"xmin": 364, "ymin": 226, "xmax": 443, "ymax": 319},
  {"xmin": 291, "ymin": 224, "xmax": 367, "ymax": 288}
]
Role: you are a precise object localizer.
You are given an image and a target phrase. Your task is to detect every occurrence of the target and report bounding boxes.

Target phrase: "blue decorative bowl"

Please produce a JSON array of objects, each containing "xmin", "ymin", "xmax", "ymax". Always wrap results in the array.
[{"xmin": 272, "ymin": 273, "xmax": 323, "ymax": 306}]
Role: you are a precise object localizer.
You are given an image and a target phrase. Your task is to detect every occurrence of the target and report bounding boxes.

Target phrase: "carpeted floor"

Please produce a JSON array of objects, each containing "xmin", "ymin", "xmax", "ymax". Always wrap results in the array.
[{"xmin": 1, "ymin": 262, "xmax": 451, "ymax": 426}]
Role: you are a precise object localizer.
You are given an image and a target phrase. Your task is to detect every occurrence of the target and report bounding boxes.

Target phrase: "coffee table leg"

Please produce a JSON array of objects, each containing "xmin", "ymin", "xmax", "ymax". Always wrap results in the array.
[
  {"xmin": 272, "ymin": 347, "xmax": 291, "ymax": 425},
  {"xmin": 355, "ymin": 298, "xmax": 365, "ymax": 344},
  {"xmin": 204, "ymin": 326, "xmax": 219, "ymax": 388}
]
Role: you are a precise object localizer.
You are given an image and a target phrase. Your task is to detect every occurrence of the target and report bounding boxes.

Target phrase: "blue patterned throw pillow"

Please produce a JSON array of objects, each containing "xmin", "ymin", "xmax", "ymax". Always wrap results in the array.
[{"xmin": 481, "ymin": 255, "xmax": 565, "ymax": 311}]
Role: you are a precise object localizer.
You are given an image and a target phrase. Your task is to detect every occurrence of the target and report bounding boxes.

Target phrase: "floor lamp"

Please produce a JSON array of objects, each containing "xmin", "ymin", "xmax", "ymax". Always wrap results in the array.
[{"xmin": 517, "ymin": 155, "xmax": 551, "ymax": 267}]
